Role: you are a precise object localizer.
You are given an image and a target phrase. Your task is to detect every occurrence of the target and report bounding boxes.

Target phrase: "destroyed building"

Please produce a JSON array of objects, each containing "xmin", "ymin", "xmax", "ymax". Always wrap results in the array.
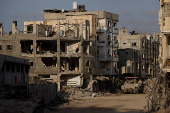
[
  {"xmin": 159, "ymin": 0, "xmax": 170, "ymax": 73},
  {"xmin": 117, "ymin": 28, "xmax": 160, "ymax": 78},
  {"xmin": 144, "ymin": 1, "xmax": 170, "ymax": 111},
  {"xmin": 0, "ymin": 2, "xmax": 119, "ymax": 92}
]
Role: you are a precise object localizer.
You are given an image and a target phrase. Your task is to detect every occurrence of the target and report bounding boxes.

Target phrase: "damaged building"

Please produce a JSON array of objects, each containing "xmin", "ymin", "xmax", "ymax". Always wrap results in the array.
[
  {"xmin": 145, "ymin": 1, "xmax": 170, "ymax": 112},
  {"xmin": 0, "ymin": 2, "xmax": 119, "ymax": 92},
  {"xmin": 117, "ymin": 28, "xmax": 160, "ymax": 78},
  {"xmin": 159, "ymin": 0, "xmax": 170, "ymax": 72}
]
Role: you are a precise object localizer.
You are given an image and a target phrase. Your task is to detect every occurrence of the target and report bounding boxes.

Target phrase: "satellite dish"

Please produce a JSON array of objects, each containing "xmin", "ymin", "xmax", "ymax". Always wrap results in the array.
[{"xmin": 65, "ymin": 30, "xmax": 75, "ymax": 38}]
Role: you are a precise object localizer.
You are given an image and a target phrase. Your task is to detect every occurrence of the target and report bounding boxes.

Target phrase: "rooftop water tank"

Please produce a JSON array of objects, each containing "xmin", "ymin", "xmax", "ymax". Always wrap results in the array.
[{"xmin": 73, "ymin": 2, "xmax": 78, "ymax": 10}]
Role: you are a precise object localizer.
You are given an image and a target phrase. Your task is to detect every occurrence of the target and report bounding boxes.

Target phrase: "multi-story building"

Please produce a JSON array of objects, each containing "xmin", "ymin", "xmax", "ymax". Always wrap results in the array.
[
  {"xmin": 159, "ymin": 0, "xmax": 170, "ymax": 74},
  {"xmin": 0, "ymin": 2, "xmax": 119, "ymax": 91},
  {"xmin": 118, "ymin": 48, "xmax": 139, "ymax": 77},
  {"xmin": 117, "ymin": 28, "xmax": 159, "ymax": 78},
  {"xmin": 96, "ymin": 11, "xmax": 119, "ymax": 75},
  {"xmin": 42, "ymin": 2, "xmax": 119, "ymax": 76},
  {"xmin": 0, "ymin": 19, "xmax": 102, "ymax": 89}
]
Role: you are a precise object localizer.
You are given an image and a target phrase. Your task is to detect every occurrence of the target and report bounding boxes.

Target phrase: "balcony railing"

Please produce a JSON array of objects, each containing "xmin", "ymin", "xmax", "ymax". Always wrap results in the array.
[
  {"xmin": 96, "ymin": 26, "xmax": 106, "ymax": 32},
  {"xmin": 162, "ymin": 26, "xmax": 170, "ymax": 34},
  {"xmin": 113, "ymin": 43, "xmax": 119, "ymax": 48},
  {"xmin": 113, "ymin": 29, "xmax": 119, "ymax": 34}
]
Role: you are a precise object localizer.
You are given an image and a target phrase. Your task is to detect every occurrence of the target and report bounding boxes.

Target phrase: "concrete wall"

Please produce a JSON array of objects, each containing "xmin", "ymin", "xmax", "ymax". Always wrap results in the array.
[
  {"xmin": 0, "ymin": 54, "xmax": 29, "ymax": 85},
  {"xmin": 29, "ymin": 83, "xmax": 57, "ymax": 105},
  {"xmin": 60, "ymin": 75, "xmax": 81, "ymax": 86},
  {"xmin": 67, "ymin": 42, "xmax": 79, "ymax": 53},
  {"xmin": 159, "ymin": 0, "xmax": 170, "ymax": 73}
]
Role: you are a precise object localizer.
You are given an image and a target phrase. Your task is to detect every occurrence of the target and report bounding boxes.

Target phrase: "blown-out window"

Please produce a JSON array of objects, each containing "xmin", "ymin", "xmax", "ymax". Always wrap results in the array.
[
  {"xmin": 142, "ymin": 65, "xmax": 145, "ymax": 70},
  {"xmin": 7, "ymin": 45, "xmax": 13, "ymax": 51},
  {"xmin": 131, "ymin": 43, "xmax": 136, "ymax": 46}
]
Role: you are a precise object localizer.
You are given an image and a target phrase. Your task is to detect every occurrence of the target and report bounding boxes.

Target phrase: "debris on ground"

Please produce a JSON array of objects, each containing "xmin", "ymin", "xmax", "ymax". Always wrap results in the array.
[{"xmin": 59, "ymin": 86, "xmax": 117, "ymax": 100}]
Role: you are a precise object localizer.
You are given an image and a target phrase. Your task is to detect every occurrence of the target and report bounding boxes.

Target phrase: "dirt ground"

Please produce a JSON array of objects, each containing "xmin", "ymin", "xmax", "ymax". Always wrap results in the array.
[{"xmin": 46, "ymin": 94, "xmax": 148, "ymax": 113}]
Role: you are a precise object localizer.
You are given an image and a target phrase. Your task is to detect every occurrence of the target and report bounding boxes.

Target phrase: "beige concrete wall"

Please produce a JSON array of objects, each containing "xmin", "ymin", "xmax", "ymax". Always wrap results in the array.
[
  {"xmin": 159, "ymin": 0, "xmax": 170, "ymax": 71},
  {"xmin": 44, "ymin": 13, "xmax": 67, "ymax": 20}
]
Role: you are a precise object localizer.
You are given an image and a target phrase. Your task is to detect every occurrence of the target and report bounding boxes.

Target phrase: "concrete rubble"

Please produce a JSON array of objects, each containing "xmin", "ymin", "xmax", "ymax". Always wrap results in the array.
[{"xmin": 58, "ymin": 86, "xmax": 116, "ymax": 100}]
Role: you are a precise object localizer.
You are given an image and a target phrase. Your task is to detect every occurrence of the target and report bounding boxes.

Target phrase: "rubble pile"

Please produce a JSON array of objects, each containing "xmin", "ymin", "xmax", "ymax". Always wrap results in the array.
[
  {"xmin": 60, "ymin": 86, "xmax": 92, "ymax": 99},
  {"xmin": 59, "ymin": 86, "xmax": 116, "ymax": 99},
  {"xmin": 143, "ymin": 78, "xmax": 155, "ymax": 94}
]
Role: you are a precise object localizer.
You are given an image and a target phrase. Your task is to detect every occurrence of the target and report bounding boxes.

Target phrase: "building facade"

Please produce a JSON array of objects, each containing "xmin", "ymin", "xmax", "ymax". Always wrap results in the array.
[
  {"xmin": 159, "ymin": 0, "xmax": 170, "ymax": 73},
  {"xmin": 96, "ymin": 11, "xmax": 119, "ymax": 75},
  {"xmin": 117, "ymin": 28, "xmax": 159, "ymax": 78},
  {"xmin": 0, "ymin": 2, "xmax": 119, "ymax": 91}
]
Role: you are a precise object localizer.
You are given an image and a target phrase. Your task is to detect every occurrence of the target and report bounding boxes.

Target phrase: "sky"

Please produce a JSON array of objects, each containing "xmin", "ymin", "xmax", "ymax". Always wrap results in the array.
[{"xmin": 0, "ymin": 0, "xmax": 160, "ymax": 34}]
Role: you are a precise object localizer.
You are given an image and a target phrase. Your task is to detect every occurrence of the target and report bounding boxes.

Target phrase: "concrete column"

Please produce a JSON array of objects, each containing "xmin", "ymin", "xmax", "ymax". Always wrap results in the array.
[
  {"xmin": 84, "ymin": 20, "xmax": 87, "ymax": 40},
  {"xmin": 79, "ymin": 24, "xmax": 84, "ymax": 73},
  {"xmin": 75, "ymin": 26, "xmax": 79, "ymax": 39},
  {"xmin": 57, "ymin": 74, "xmax": 61, "ymax": 92},
  {"xmin": 33, "ymin": 22, "xmax": 36, "ymax": 34},
  {"xmin": 153, "ymin": 32, "xmax": 155, "ymax": 40},
  {"xmin": 80, "ymin": 74, "xmax": 84, "ymax": 87},
  {"xmin": 87, "ymin": 26, "xmax": 90, "ymax": 40},
  {"xmin": 66, "ymin": 59, "xmax": 69, "ymax": 70},
  {"xmin": 12, "ymin": 23, "xmax": 16, "ymax": 34},
  {"xmin": 1, "ymin": 26, "xmax": 3, "ymax": 37},
  {"xmin": 57, "ymin": 21, "xmax": 60, "ymax": 72},
  {"xmin": 90, "ymin": 16, "xmax": 92, "ymax": 36},
  {"xmin": 80, "ymin": 24, "xmax": 83, "ymax": 52},
  {"xmin": 87, "ymin": 43, "xmax": 89, "ymax": 54},
  {"xmin": 65, "ymin": 23, "xmax": 69, "ymax": 31},
  {"xmin": 33, "ymin": 39, "xmax": 37, "ymax": 72},
  {"xmin": 24, "ymin": 25, "xmax": 27, "ymax": 34},
  {"xmin": 126, "ymin": 29, "xmax": 128, "ymax": 33},
  {"xmin": 90, "ymin": 75, "xmax": 94, "ymax": 92}
]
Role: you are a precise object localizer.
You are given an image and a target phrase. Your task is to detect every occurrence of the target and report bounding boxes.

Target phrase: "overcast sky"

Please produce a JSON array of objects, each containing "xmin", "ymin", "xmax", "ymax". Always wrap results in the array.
[{"xmin": 0, "ymin": 0, "xmax": 160, "ymax": 34}]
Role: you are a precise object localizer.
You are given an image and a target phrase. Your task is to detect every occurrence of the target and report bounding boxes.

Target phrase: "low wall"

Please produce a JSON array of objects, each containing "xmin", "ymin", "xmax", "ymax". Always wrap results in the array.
[{"xmin": 29, "ymin": 83, "xmax": 57, "ymax": 105}]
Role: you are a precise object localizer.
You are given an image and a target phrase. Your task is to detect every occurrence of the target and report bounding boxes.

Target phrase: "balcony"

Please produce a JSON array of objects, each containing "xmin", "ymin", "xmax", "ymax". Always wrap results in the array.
[
  {"xmin": 97, "ymin": 55, "xmax": 105, "ymax": 61},
  {"xmin": 108, "ymin": 27, "xmax": 113, "ymax": 33},
  {"xmin": 113, "ymin": 43, "xmax": 119, "ymax": 48},
  {"xmin": 96, "ymin": 26, "xmax": 106, "ymax": 32},
  {"xmin": 107, "ymin": 41, "xmax": 112, "ymax": 46},
  {"xmin": 97, "ymin": 41, "xmax": 105, "ymax": 46},
  {"xmin": 106, "ymin": 55, "xmax": 112, "ymax": 61},
  {"xmin": 113, "ymin": 57, "xmax": 119, "ymax": 62},
  {"xmin": 162, "ymin": 26, "xmax": 170, "ymax": 34},
  {"xmin": 113, "ymin": 29, "xmax": 119, "ymax": 34}
]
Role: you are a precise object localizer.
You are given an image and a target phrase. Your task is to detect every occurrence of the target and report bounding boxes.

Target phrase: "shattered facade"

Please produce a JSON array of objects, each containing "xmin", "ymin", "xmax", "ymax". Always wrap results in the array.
[
  {"xmin": 117, "ymin": 28, "xmax": 160, "ymax": 78},
  {"xmin": 159, "ymin": 0, "xmax": 170, "ymax": 73},
  {"xmin": 0, "ymin": 2, "xmax": 119, "ymax": 92},
  {"xmin": 96, "ymin": 11, "xmax": 119, "ymax": 76}
]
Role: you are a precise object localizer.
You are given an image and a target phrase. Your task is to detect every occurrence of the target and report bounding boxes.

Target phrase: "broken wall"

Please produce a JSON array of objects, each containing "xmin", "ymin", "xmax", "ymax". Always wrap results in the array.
[{"xmin": 29, "ymin": 83, "xmax": 57, "ymax": 105}]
